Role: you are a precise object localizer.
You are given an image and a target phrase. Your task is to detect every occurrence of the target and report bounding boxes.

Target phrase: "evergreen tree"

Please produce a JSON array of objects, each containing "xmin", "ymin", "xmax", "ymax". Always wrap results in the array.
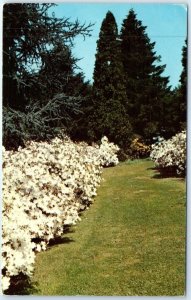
[
  {"xmin": 3, "ymin": 3, "xmax": 93, "ymax": 149},
  {"xmin": 31, "ymin": 43, "xmax": 90, "ymax": 103},
  {"xmin": 3, "ymin": 3, "xmax": 92, "ymax": 110},
  {"xmin": 164, "ymin": 39, "xmax": 187, "ymax": 138},
  {"xmin": 89, "ymin": 11, "xmax": 132, "ymax": 149},
  {"xmin": 178, "ymin": 39, "xmax": 187, "ymax": 129},
  {"xmin": 120, "ymin": 9, "xmax": 170, "ymax": 141}
]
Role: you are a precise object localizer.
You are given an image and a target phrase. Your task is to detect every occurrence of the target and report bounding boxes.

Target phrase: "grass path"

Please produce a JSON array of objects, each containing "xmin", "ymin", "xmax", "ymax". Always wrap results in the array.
[{"xmin": 31, "ymin": 159, "xmax": 186, "ymax": 296}]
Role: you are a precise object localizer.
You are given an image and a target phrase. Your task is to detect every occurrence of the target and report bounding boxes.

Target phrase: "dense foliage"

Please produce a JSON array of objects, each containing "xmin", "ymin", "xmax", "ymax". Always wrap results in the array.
[
  {"xmin": 88, "ymin": 9, "xmax": 187, "ymax": 151},
  {"xmin": 172, "ymin": 39, "xmax": 187, "ymax": 134},
  {"xmin": 130, "ymin": 137, "xmax": 151, "ymax": 158},
  {"xmin": 2, "ymin": 136, "xmax": 119, "ymax": 292},
  {"xmin": 120, "ymin": 9, "xmax": 170, "ymax": 142},
  {"xmin": 179, "ymin": 39, "xmax": 187, "ymax": 127},
  {"xmin": 161, "ymin": 39, "xmax": 187, "ymax": 139},
  {"xmin": 3, "ymin": 3, "xmax": 92, "ymax": 107},
  {"xmin": 88, "ymin": 11, "xmax": 132, "ymax": 149},
  {"xmin": 3, "ymin": 95, "xmax": 84, "ymax": 150},
  {"xmin": 3, "ymin": 3, "xmax": 92, "ymax": 149}
]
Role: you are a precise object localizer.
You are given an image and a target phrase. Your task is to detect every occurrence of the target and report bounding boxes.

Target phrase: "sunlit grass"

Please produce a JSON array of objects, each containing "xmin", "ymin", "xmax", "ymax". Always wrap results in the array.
[{"xmin": 30, "ymin": 159, "xmax": 186, "ymax": 296}]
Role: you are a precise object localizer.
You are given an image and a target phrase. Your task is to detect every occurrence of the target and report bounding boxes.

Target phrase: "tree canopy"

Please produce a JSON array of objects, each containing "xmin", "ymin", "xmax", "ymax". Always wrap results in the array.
[
  {"xmin": 88, "ymin": 11, "xmax": 132, "ymax": 149},
  {"xmin": 3, "ymin": 3, "xmax": 93, "ymax": 149},
  {"xmin": 3, "ymin": 3, "xmax": 92, "ymax": 109},
  {"xmin": 120, "ymin": 9, "xmax": 170, "ymax": 141}
]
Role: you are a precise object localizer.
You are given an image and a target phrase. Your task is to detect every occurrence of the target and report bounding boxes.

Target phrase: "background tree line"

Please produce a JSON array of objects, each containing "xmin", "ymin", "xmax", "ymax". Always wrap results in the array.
[
  {"xmin": 3, "ymin": 4, "xmax": 187, "ymax": 155},
  {"xmin": 88, "ymin": 10, "xmax": 187, "ymax": 156}
]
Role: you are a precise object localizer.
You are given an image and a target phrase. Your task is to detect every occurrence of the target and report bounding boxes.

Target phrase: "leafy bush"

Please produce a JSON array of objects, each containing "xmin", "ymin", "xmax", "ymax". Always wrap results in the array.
[
  {"xmin": 130, "ymin": 137, "xmax": 151, "ymax": 158},
  {"xmin": 2, "ymin": 136, "xmax": 119, "ymax": 292},
  {"xmin": 150, "ymin": 131, "xmax": 186, "ymax": 176}
]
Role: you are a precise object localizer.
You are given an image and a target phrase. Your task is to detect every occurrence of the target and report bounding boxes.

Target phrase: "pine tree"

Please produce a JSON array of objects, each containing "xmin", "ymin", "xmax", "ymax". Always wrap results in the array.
[
  {"xmin": 178, "ymin": 39, "xmax": 187, "ymax": 129},
  {"xmin": 32, "ymin": 42, "xmax": 78, "ymax": 103},
  {"xmin": 3, "ymin": 3, "xmax": 92, "ymax": 110},
  {"xmin": 89, "ymin": 11, "xmax": 132, "ymax": 149},
  {"xmin": 3, "ymin": 3, "xmax": 93, "ymax": 148},
  {"xmin": 120, "ymin": 9, "xmax": 170, "ymax": 141},
  {"xmin": 163, "ymin": 39, "xmax": 187, "ymax": 139}
]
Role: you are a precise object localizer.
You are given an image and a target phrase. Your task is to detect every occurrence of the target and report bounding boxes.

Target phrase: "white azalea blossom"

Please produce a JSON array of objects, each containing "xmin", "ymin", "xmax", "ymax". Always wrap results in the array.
[
  {"xmin": 2, "ymin": 136, "xmax": 119, "ymax": 292},
  {"xmin": 1, "ymin": 276, "xmax": 10, "ymax": 293},
  {"xmin": 150, "ymin": 131, "xmax": 186, "ymax": 175}
]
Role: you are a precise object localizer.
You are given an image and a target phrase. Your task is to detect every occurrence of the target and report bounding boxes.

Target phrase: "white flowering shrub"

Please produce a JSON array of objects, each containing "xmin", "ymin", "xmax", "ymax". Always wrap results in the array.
[
  {"xmin": 150, "ymin": 131, "xmax": 186, "ymax": 175},
  {"xmin": 99, "ymin": 136, "xmax": 120, "ymax": 167},
  {"xmin": 2, "ymin": 136, "xmax": 119, "ymax": 292}
]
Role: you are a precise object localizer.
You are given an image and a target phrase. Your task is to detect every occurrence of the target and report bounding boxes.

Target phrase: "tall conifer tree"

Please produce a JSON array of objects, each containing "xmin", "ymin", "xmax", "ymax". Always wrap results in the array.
[
  {"xmin": 89, "ymin": 11, "xmax": 132, "ymax": 149},
  {"xmin": 3, "ymin": 3, "xmax": 92, "ymax": 110},
  {"xmin": 179, "ymin": 39, "xmax": 187, "ymax": 128},
  {"xmin": 120, "ymin": 9, "xmax": 170, "ymax": 141},
  {"xmin": 167, "ymin": 39, "xmax": 187, "ymax": 135}
]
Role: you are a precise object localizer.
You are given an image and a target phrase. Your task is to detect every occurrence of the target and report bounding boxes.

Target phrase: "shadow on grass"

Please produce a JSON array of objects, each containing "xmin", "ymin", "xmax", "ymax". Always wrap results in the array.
[
  {"xmin": 48, "ymin": 236, "xmax": 74, "ymax": 247},
  {"xmin": 5, "ymin": 227, "xmax": 76, "ymax": 295},
  {"xmin": 4, "ymin": 274, "xmax": 40, "ymax": 295},
  {"xmin": 147, "ymin": 167, "xmax": 185, "ymax": 179},
  {"xmin": 48, "ymin": 225, "xmax": 75, "ymax": 247},
  {"xmin": 63, "ymin": 224, "xmax": 76, "ymax": 234}
]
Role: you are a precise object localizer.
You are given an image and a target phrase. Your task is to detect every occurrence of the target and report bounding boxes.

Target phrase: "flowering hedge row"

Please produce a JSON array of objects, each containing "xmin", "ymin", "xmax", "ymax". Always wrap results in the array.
[
  {"xmin": 2, "ymin": 136, "xmax": 119, "ymax": 292},
  {"xmin": 150, "ymin": 131, "xmax": 186, "ymax": 175}
]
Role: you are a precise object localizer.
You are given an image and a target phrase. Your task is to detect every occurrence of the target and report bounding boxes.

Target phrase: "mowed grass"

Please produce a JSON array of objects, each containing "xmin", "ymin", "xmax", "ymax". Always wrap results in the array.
[{"xmin": 30, "ymin": 159, "xmax": 186, "ymax": 296}]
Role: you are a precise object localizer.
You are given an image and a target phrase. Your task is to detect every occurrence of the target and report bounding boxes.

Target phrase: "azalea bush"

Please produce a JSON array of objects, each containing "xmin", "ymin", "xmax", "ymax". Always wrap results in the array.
[
  {"xmin": 2, "ymin": 136, "xmax": 119, "ymax": 292},
  {"xmin": 150, "ymin": 131, "xmax": 186, "ymax": 176},
  {"xmin": 130, "ymin": 137, "xmax": 151, "ymax": 158},
  {"xmin": 99, "ymin": 136, "xmax": 119, "ymax": 166}
]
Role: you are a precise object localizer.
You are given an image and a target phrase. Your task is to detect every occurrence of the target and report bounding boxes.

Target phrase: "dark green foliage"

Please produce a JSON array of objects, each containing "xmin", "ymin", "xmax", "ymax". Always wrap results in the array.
[
  {"xmin": 120, "ymin": 9, "xmax": 170, "ymax": 142},
  {"xmin": 89, "ymin": 11, "xmax": 132, "ymax": 149},
  {"xmin": 3, "ymin": 3, "xmax": 93, "ymax": 107},
  {"xmin": 3, "ymin": 3, "xmax": 93, "ymax": 148},
  {"xmin": 180, "ymin": 40, "xmax": 187, "ymax": 97},
  {"xmin": 3, "ymin": 94, "xmax": 83, "ymax": 150},
  {"xmin": 29, "ymin": 43, "xmax": 76, "ymax": 103},
  {"xmin": 27, "ymin": 43, "xmax": 91, "ymax": 105},
  {"xmin": 162, "ymin": 39, "xmax": 187, "ymax": 138},
  {"xmin": 177, "ymin": 39, "xmax": 187, "ymax": 130}
]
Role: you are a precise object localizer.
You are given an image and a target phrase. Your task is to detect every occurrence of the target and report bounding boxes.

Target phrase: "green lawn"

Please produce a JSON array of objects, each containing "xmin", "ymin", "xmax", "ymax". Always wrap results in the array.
[{"xmin": 30, "ymin": 159, "xmax": 186, "ymax": 296}]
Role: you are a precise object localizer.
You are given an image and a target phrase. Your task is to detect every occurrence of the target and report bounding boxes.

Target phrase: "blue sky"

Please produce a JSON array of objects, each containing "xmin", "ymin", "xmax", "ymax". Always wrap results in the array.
[{"xmin": 49, "ymin": 3, "xmax": 187, "ymax": 89}]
